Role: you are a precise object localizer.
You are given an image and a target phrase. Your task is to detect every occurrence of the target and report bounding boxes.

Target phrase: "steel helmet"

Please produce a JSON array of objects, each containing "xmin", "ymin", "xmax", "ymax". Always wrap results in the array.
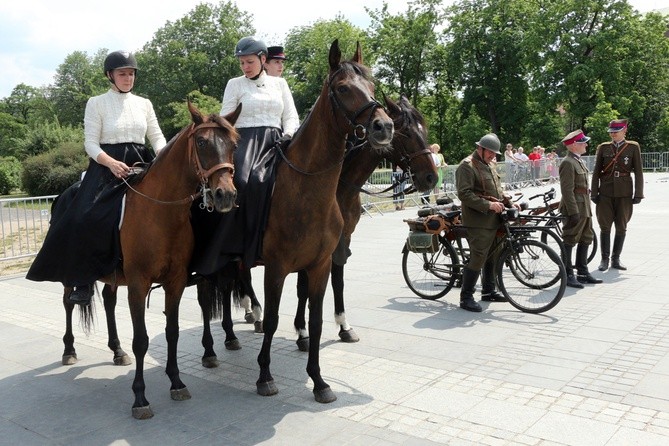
[
  {"xmin": 104, "ymin": 51, "xmax": 138, "ymax": 74},
  {"xmin": 235, "ymin": 37, "xmax": 267, "ymax": 58},
  {"xmin": 476, "ymin": 133, "xmax": 501, "ymax": 155}
]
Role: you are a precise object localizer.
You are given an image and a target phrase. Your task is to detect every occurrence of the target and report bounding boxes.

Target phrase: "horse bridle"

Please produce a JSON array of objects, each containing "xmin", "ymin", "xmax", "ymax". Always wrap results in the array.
[
  {"xmin": 328, "ymin": 66, "xmax": 385, "ymax": 149},
  {"xmin": 123, "ymin": 121, "xmax": 235, "ymax": 206}
]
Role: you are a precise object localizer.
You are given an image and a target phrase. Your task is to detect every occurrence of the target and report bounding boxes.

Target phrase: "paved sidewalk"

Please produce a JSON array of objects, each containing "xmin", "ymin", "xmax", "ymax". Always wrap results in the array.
[{"xmin": 1, "ymin": 173, "xmax": 668, "ymax": 445}]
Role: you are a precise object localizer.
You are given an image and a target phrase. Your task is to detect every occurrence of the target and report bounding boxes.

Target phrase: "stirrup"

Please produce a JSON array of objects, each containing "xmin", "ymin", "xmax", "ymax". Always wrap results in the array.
[{"xmin": 69, "ymin": 284, "xmax": 94, "ymax": 306}]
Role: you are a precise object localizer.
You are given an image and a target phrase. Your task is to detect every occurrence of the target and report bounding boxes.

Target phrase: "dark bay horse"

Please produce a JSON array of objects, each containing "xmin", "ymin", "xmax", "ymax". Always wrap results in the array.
[
  {"xmin": 200, "ymin": 40, "xmax": 394, "ymax": 403},
  {"xmin": 198, "ymin": 96, "xmax": 437, "ymax": 356},
  {"xmin": 61, "ymin": 102, "xmax": 240, "ymax": 419}
]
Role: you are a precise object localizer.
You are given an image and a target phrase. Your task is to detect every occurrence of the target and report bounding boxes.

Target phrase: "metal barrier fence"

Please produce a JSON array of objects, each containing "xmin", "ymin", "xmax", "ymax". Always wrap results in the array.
[
  {"xmin": 2, "ymin": 152, "xmax": 667, "ymax": 262},
  {"xmin": 1, "ymin": 195, "xmax": 56, "ymax": 261}
]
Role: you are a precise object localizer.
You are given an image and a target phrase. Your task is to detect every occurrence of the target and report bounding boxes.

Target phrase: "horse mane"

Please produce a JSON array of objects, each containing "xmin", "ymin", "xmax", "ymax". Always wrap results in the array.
[{"xmin": 395, "ymin": 96, "xmax": 426, "ymax": 134}]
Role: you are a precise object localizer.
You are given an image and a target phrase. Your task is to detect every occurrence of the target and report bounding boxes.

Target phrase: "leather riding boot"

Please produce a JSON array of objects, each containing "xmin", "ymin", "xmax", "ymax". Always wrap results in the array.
[
  {"xmin": 598, "ymin": 232, "xmax": 610, "ymax": 271},
  {"xmin": 459, "ymin": 267, "xmax": 482, "ymax": 312},
  {"xmin": 562, "ymin": 244, "xmax": 583, "ymax": 289},
  {"xmin": 611, "ymin": 234, "xmax": 627, "ymax": 270},
  {"xmin": 68, "ymin": 283, "xmax": 94, "ymax": 306},
  {"xmin": 480, "ymin": 260, "xmax": 508, "ymax": 302},
  {"xmin": 576, "ymin": 244, "xmax": 603, "ymax": 284}
]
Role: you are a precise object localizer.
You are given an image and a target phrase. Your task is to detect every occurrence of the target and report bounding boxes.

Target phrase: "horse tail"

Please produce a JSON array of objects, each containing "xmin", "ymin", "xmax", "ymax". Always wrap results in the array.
[{"xmin": 77, "ymin": 299, "xmax": 96, "ymax": 334}]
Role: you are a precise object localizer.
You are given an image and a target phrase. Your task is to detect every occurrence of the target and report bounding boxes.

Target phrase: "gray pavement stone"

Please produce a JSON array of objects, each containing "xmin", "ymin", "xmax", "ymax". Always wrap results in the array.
[{"xmin": 1, "ymin": 172, "xmax": 668, "ymax": 445}]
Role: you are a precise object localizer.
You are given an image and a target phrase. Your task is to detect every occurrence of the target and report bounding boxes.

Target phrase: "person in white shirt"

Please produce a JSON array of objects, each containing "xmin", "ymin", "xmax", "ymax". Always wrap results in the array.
[
  {"xmin": 27, "ymin": 51, "xmax": 166, "ymax": 305},
  {"xmin": 190, "ymin": 37, "xmax": 299, "ymax": 274}
]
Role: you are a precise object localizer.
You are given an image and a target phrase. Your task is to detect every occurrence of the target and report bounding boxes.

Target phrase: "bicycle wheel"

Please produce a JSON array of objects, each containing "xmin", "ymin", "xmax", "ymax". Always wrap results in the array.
[
  {"xmin": 536, "ymin": 222, "xmax": 566, "ymax": 259},
  {"xmin": 496, "ymin": 239, "xmax": 566, "ymax": 313},
  {"xmin": 401, "ymin": 239, "xmax": 459, "ymax": 300}
]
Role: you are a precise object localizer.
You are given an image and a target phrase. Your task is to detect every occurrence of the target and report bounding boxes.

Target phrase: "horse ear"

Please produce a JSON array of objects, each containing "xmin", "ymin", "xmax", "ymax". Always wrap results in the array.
[
  {"xmin": 223, "ymin": 103, "xmax": 242, "ymax": 126},
  {"xmin": 188, "ymin": 100, "xmax": 204, "ymax": 126},
  {"xmin": 329, "ymin": 39, "xmax": 341, "ymax": 71},
  {"xmin": 385, "ymin": 95, "xmax": 399, "ymax": 114},
  {"xmin": 353, "ymin": 41, "xmax": 362, "ymax": 64}
]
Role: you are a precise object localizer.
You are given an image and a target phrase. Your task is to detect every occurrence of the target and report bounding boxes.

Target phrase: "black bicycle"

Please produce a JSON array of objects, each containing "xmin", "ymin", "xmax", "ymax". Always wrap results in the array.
[{"xmin": 402, "ymin": 203, "xmax": 566, "ymax": 314}]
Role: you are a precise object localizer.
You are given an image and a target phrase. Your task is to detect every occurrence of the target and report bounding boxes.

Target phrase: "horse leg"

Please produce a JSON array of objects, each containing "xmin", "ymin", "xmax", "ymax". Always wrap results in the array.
[
  {"xmin": 128, "ymin": 286, "xmax": 153, "ymax": 420},
  {"xmin": 239, "ymin": 267, "xmax": 263, "ymax": 333},
  {"xmin": 62, "ymin": 287, "xmax": 77, "ymax": 365},
  {"xmin": 306, "ymin": 262, "xmax": 337, "ymax": 403},
  {"xmin": 102, "ymin": 284, "xmax": 131, "ymax": 365},
  {"xmin": 256, "ymin": 266, "xmax": 286, "ymax": 397},
  {"xmin": 331, "ymin": 262, "xmax": 359, "ymax": 343},
  {"xmin": 294, "ymin": 270, "xmax": 309, "ymax": 352},
  {"xmin": 197, "ymin": 279, "xmax": 219, "ymax": 368},
  {"xmin": 163, "ymin": 282, "xmax": 191, "ymax": 402},
  {"xmin": 220, "ymin": 274, "xmax": 240, "ymax": 350}
]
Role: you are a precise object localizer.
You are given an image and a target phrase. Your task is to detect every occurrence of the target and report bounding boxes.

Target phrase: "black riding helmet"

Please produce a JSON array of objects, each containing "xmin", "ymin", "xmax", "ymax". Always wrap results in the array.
[
  {"xmin": 104, "ymin": 51, "xmax": 138, "ymax": 93},
  {"xmin": 235, "ymin": 37, "xmax": 268, "ymax": 58}
]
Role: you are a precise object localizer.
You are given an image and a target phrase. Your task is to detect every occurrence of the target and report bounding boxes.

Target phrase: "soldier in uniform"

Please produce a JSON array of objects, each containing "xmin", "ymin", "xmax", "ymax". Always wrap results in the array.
[
  {"xmin": 559, "ymin": 130, "xmax": 602, "ymax": 288},
  {"xmin": 591, "ymin": 119, "xmax": 644, "ymax": 271},
  {"xmin": 456, "ymin": 133, "xmax": 519, "ymax": 312}
]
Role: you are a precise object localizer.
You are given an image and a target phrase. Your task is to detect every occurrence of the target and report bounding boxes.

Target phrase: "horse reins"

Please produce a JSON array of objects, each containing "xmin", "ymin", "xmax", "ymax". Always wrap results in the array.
[{"xmin": 123, "ymin": 121, "xmax": 235, "ymax": 206}]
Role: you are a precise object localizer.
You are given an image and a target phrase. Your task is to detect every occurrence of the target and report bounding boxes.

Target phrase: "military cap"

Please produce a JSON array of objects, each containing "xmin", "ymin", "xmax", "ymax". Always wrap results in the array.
[
  {"xmin": 561, "ymin": 130, "xmax": 590, "ymax": 146},
  {"xmin": 476, "ymin": 133, "xmax": 501, "ymax": 154},
  {"xmin": 607, "ymin": 119, "xmax": 628, "ymax": 133},
  {"xmin": 267, "ymin": 46, "xmax": 286, "ymax": 60}
]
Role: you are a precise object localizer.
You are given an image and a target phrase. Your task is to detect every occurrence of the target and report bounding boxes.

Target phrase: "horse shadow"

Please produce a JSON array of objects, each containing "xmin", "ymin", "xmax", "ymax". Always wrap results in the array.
[{"xmin": 0, "ymin": 317, "xmax": 372, "ymax": 445}]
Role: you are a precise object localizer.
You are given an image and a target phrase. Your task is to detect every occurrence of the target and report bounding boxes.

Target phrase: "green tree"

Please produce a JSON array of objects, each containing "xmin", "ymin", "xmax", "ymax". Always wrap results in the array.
[
  {"xmin": 50, "ymin": 50, "xmax": 108, "ymax": 127},
  {"xmin": 163, "ymin": 91, "xmax": 222, "ymax": 132},
  {"xmin": 136, "ymin": 1, "xmax": 254, "ymax": 136},
  {"xmin": 443, "ymin": 0, "xmax": 536, "ymax": 144},
  {"xmin": 284, "ymin": 17, "xmax": 368, "ymax": 116},
  {"xmin": 0, "ymin": 113, "xmax": 28, "ymax": 158}
]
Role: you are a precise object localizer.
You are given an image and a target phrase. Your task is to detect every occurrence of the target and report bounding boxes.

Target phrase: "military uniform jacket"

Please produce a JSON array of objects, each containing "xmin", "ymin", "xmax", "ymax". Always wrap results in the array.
[
  {"xmin": 558, "ymin": 153, "xmax": 592, "ymax": 218},
  {"xmin": 591, "ymin": 140, "xmax": 644, "ymax": 199},
  {"xmin": 456, "ymin": 151, "xmax": 504, "ymax": 230}
]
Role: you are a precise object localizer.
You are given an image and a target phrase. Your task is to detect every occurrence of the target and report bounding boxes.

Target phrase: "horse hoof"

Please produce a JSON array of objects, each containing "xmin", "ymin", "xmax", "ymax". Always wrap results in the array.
[
  {"xmin": 202, "ymin": 356, "xmax": 219, "ymax": 368},
  {"xmin": 170, "ymin": 387, "xmax": 192, "ymax": 401},
  {"xmin": 62, "ymin": 354, "xmax": 77, "ymax": 366},
  {"xmin": 339, "ymin": 328, "xmax": 360, "ymax": 343},
  {"xmin": 114, "ymin": 354, "xmax": 132, "ymax": 366},
  {"xmin": 296, "ymin": 337, "xmax": 309, "ymax": 352},
  {"xmin": 224, "ymin": 339, "xmax": 241, "ymax": 350},
  {"xmin": 257, "ymin": 380, "xmax": 278, "ymax": 396},
  {"xmin": 314, "ymin": 386, "xmax": 337, "ymax": 404},
  {"xmin": 132, "ymin": 405, "xmax": 154, "ymax": 420},
  {"xmin": 244, "ymin": 312, "xmax": 256, "ymax": 323},
  {"xmin": 254, "ymin": 321, "xmax": 264, "ymax": 333}
]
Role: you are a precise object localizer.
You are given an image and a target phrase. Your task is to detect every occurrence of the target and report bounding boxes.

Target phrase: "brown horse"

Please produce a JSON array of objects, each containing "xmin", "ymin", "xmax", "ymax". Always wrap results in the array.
[
  {"xmin": 197, "ymin": 96, "xmax": 437, "ymax": 356},
  {"xmin": 200, "ymin": 40, "xmax": 394, "ymax": 402},
  {"xmin": 61, "ymin": 102, "xmax": 240, "ymax": 419}
]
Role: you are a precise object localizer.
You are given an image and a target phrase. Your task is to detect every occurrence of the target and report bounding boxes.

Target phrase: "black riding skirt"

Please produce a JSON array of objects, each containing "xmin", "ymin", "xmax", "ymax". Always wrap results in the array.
[
  {"xmin": 26, "ymin": 143, "xmax": 155, "ymax": 287},
  {"xmin": 190, "ymin": 126, "xmax": 281, "ymax": 275}
]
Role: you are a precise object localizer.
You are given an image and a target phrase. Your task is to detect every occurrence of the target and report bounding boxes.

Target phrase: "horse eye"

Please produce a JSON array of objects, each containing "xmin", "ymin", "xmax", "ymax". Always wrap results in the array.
[
  {"xmin": 196, "ymin": 137, "xmax": 207, "ymax": 149},
  {"xmin": 337, "ymin": 85, "xmax": 348, "ymax": 94}
]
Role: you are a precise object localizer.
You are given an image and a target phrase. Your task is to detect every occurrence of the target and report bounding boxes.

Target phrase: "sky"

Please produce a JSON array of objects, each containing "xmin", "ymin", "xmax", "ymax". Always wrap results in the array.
[{"xmin": 0, "ymin": 0, "xmax": 664, "ymax": 99}]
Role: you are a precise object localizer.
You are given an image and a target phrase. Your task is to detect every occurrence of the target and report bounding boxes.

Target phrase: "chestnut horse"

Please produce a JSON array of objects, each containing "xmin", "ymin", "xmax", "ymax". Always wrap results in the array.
[
  {"xmin": 60, "ymin": 102, "xmax": 240, "ymax": 419},
  {"xmin": 198, "ymin": 96, "xmax": 437, "ymax": 356},
  {"xmin": 199, "ymin": 40, "xmax": 394, "ymax": 402}
]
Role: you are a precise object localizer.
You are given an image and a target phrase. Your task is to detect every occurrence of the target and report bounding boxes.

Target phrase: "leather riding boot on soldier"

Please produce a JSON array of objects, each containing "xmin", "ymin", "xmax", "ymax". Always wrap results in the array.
[
  {"xmin": 68, "ymin": 283, "xmax": 94, "ymax": 306},
  {"xmin": 480, "ymin": 260, "xmax": 508, "ymax": 302},
  {"xmin": 460, "ymin": 267, "xmax": 482, "ymax": 312},
  {"xmin": 576, "ymin": 244, "xmax": 603, "ymax": 284},
  {"xmin": 562, "ymin": 244, "xmax": 584, "ymax": 289},
  {"xmin": 598, "ymin": 231, "xmax": 610, "ymax": 271},
  {"xmin": 611, "ymin": 234, "xmax": 627, "ymax": 270}
]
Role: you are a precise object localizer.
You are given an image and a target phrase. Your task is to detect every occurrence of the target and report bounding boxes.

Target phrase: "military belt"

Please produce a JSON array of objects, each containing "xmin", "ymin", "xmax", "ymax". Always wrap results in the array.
[{"xmin": 574, "ymin": 187, "xmax": 589, "ymax": 194}]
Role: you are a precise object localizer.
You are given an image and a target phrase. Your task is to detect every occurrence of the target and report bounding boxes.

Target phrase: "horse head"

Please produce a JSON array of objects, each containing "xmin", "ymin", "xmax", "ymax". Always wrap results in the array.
[
  {"xmin": 187, "ymin": 101, "xmax": 240, "ymax": 212},
  {"xmin": 327, "ymin": 40, "xmax": 394, "ymax": 152},
  {"xmin": 384, "ymin": 95, "xmax": 438, "ymax": 192}
]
